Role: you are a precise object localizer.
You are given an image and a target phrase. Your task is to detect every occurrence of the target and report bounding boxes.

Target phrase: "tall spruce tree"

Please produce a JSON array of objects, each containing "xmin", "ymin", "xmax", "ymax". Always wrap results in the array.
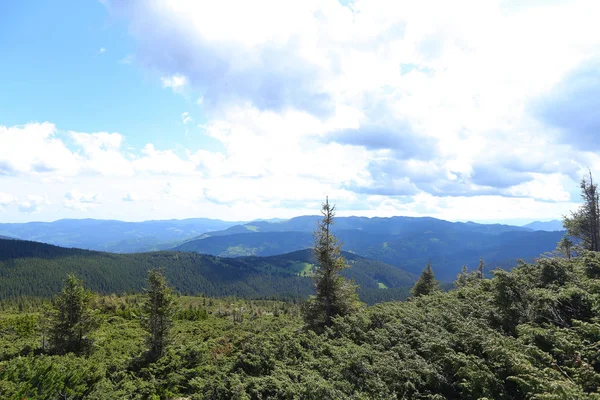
[
  {"xmin": 47, "ymin": 274, "xmax": 97, "ymax": 355},
  {"xmin": 141, "ymin": 268, "xmax": 175, "ymax": 361},
  {"xmin": 411, "ymin": 261, "xmax": 440, "ymax": 297},
  {"xmin": 564, "ymin": 170, "xmax": 600, "ymax": 252},
  {"xmin": 303, "ymin": 197, "xmax": 360, "ymax": 332}
]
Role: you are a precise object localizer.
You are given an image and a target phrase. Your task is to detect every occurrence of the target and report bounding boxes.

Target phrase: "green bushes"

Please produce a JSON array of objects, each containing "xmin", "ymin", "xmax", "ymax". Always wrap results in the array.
[{"xmin": 1, "ymin": 254, "xmax": 600, "ymax": 398}]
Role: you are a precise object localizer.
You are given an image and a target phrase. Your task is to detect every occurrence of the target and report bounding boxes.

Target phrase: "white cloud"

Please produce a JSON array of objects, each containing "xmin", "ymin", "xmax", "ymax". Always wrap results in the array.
[
  {"xmin": 0, "ymin": 193, "xmax": 15, "ymax": 211},
  {"xmin": 181, "ymin": 112, "xmax": 193, "ymax": 124},
  {"xmin": 63, "ymin": 190, "xmax": 101, "ymax": 211},
  {"xmin": 3, "ymin": 0, "xmax": 599, "ymax": 222},
  {"xmin": 160, "ymin": 74, "xmax": 188, "ymax": 92},
  {"xmin": 70, "ymin": 131, "xmax": 133, "ymax": 176},
  {"xmin": 0, "ymin": 122, "xmax": 79, "ymax": 176},
  {"xmin": 101, "ymin": 0, "xmax": 600, "ymax": 194},
  {"xmin": 133, "ymin": 144, "xmax": 196, "ymax": 174},
  {"xmin": 99, "ymin": 47, "xmax": 106, "ymax": 54},
  {"xmin": 18, "ymin": 195, "xmax": 49, "ymax": 214}
]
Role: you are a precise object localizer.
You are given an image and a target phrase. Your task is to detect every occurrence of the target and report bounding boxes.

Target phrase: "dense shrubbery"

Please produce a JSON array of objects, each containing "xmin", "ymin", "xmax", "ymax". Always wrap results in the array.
[{"xmin": 1, "ymin": 251, "xmax": 600, "ymax": 398}]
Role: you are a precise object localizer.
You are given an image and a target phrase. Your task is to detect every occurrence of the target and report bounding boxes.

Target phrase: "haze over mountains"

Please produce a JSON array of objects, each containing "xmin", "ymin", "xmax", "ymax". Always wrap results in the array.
[
  {"xmin": 0, "ymin": 218, "xmax": 242, "ymax": 253},
  {"xmin": 0, "ymin": 215, "xmax": 567, "ymax": 282}
]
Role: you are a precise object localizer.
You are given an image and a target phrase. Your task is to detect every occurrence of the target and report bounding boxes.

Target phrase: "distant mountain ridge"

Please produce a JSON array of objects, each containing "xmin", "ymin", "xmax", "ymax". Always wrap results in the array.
[
  {"xmin": 196, "ymin": 215, "xmax": 531, "ymax": 238},
  {"xmin": 0, "ymin": 218, "xmax": 243, "ymax": 253},
  {"xmin": 523, "ymin": 220, "xmax": 565, "ymax": 232},
  {"xmin": 0, "ymin": 216, "xmax": 566, "ymax": 281},
  {"xmin": 0, "ymin": 215, "xmax": 533, "ymax": 255},
  {"xmin": 176, "ymin": 217, "xmax": 564, "ymax": 281}
]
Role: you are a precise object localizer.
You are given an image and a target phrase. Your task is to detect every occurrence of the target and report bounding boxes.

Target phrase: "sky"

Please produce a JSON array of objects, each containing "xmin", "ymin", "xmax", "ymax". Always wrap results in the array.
[{"xmin": 0, "ymin": 0, "xmax": 599, "ymax": 224}]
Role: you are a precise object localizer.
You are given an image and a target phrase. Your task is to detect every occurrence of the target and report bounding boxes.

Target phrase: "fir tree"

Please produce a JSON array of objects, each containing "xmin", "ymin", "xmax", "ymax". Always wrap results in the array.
[
  {"xmin": 47, "ymin": 274, "xmax": 98, "ymax": 355},
  {"xmin": 564, "ymin": 170, "xmax": 600, "ymax": 252},
  {"xmin": 303, "ymin": 197, "xmax": 360, "ymax": 332},
  {"xmin": 141, "ymin": 268, "xmax": 175, "ymax": 361},
  {"xmin": 411, "ymin": 261, "xmax": 440, "ymax": 297}
]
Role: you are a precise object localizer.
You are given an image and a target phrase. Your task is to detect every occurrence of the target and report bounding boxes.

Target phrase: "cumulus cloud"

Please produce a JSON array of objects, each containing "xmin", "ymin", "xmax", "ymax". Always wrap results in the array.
[
  {"xmin": 63, "ymin": 190, "xmax": 101, "ymax": 211},
  {"xmin": 531, "ymin": 58, "xmax": 600, "ymax": 151},
  {"xmin": 18, "ymin": 195, "xmax": 48, "ymax": 213},
  {"xmin": 99, "ymin": 0, "xmax": 600, "ymax": 200},
  {"xmin": 0, "ymin": 123, "xmax": 79, "ymax": 176},
  {"xmin": 3, "ymin": 0, "xmax": 600, "ymax": 222},
  {"xmin": 0, "ymin": 193, "xmax": 15, "ymax": 206},
  {"xmin": 65, "ymin": 190, "xmax": 101, "ymax": 203},
  {"xmin": 103, "ymin": 0, "xmax": 352, "ymax": 115},
  {"xmin": 70, "ymin": 131, "xmax": 133, "ymax": 176}
]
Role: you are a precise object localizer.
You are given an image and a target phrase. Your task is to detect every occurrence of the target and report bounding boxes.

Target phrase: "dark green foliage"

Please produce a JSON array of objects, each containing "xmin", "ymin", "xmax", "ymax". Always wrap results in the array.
[
  {"xmin": 0, "ymin": 239, "xmax": 414, "ymax": 304},
  {"xmin": 411, "ymin": 261, "xmax": 440, "ymax": 297},
  {"xmin": 303, "ymin": 198, "xmax": 361, "ymax": 331},
  {"xmin": 141, "ymin": 269, "xmax": 175, "ymax": 361},
  {"xmin": 46, "ymin": 275, "xmax": 98, "ymax": 355},
  {"xmin": 1, "ymin": 253, "xmax": 600, "ymax": 398},
  {"xmin": 454, "ymin": 265, "xmax": 480, "ymax": 288},
  {"xmin": 0, "ymin": 354, "xmax": 102, "ymax": 400}
]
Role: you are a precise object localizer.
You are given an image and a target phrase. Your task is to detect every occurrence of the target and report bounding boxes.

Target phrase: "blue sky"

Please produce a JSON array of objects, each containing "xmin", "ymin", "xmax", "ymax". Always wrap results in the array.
[
  {"xmin": 0, "ymin": 1, "xmax": 219, "ymax": 152},
  {"xmin": 0, "ymin": 0, "xmax": 599, "ymax": 223}
]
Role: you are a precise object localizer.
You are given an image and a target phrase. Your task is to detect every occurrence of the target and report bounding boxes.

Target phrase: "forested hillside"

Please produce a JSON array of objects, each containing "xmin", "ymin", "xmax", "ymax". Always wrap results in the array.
[
  {"xmin": 0, "ymin": 216, "xmax": 564, "ymax": 281},
  {"xmin": 177, "ymin": 226, "xmax": 565, "ymax": 280},
  {"xmin": 0, "ymin": 239, "xmax": 415, "ymax": 304}
]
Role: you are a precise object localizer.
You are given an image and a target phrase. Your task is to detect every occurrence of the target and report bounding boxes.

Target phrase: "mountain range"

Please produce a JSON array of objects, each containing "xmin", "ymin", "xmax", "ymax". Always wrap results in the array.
[
  {"xmin": 0, "ymin": 216, "xmax": 564, "ymax": 254},
  {"xmin": 0, "ymin": 218, "xmax": 242, "ymax": 253},
  {"xmin": 522, "ymin": 219, "xmax": 565, "ymax": 231},
  {"xmin": 0, "ymin": 215, "xmax": 568, "ymax": 282},
  {"xmin": 175, "ymin": 216, "xmax": 566, "ymax": 280}
]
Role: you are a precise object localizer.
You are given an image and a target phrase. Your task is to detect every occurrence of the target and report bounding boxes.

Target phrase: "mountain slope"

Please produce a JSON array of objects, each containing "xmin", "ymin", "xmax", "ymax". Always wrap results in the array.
[
  {"xmin": 176, "ymin": 227, "xmax": 565, "ymax": 281},
  {"xmin": 175, "ymin": 231, "xmax": 314, "ymax": 256},
  {"xmin": 368, "ymin": 229, "xmax": 565, "ymax": 280},
  {"xmin": 0, "ymin": 218, "xmax": 243, "ymax": 253},
  {"xmin": 240, "ymin": 249, "xmax": 417, "ymax": 289},
  {"xmin": 0, "ymin": 239, "xmax": 413, "ymax": 304}
]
